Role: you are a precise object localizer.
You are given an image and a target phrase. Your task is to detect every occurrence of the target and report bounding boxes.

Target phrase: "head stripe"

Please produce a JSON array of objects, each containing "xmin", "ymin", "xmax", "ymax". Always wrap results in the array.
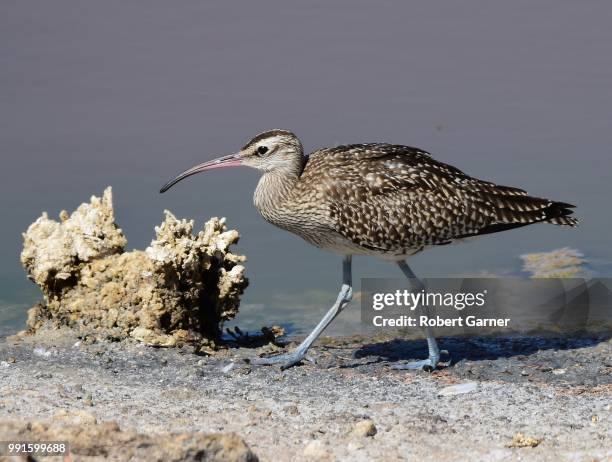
[{"xmin": 243, "ymin": 129, "xmax": 296, "ymax": 149}]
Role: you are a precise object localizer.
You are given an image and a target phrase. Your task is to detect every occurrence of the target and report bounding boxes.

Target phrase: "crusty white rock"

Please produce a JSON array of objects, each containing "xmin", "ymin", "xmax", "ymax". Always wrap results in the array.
[
  {"xmin": 21, "ymin": 188, "xmax": 127, "ymax": 290},
  {"xmin": 21, "ymin": 188, "xmax": 247, "ymax": 347}
]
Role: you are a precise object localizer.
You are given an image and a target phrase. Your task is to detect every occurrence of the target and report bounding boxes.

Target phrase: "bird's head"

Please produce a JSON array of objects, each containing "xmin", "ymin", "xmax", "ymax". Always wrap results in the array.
[{"xmin": 160, "ymin": 129, "xmax": 304, "ymax": 193}]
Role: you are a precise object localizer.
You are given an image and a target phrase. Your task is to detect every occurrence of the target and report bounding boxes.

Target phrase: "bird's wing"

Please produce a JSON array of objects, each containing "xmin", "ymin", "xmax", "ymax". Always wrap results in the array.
[
  {"xmin": 301, "ymin": 144, "xmax": 575, "ymax": 253},
  {"xmin": 306, "ymin": 143, "xmax": 529, "ymax": 197}
]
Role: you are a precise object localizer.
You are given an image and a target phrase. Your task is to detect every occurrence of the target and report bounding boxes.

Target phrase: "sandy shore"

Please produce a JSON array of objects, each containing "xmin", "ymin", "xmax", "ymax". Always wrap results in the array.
[{"xmin": 1, "ymin": 329, "xmax": 610, "ymax": 461}]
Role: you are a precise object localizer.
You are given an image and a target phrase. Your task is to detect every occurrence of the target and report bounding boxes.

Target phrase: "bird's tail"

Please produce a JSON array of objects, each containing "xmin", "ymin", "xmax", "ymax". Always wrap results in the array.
[
  {"xmin": 542, "ymin": 201, "xmax": 578, "ymax": 226},
  {"xmin": 486, "ymin": 195, "xmax": 579, "ymax": 230},
  {"xmin": 460, "ymin": 191, "xmax": 578, "ymax": 239},
  {"xmin": 467, "ymin": 179, "xmax": 578, "ymax": 227}
]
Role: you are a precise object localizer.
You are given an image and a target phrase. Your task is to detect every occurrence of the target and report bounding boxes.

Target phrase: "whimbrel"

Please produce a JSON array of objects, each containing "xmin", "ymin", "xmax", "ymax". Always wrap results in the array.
[{"xmin": 160, "ymin": 130, "xmax": 577, "ymax": 370}]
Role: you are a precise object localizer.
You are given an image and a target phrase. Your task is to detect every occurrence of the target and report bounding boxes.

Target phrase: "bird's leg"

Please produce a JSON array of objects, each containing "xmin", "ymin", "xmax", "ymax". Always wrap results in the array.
[
  {"xmin": 250, "ymin": 255, "xmax": 353, "ymax": 370},
  {"xmin": 391, "ymin": 261, "xmax": 448, "ymax": 371}
]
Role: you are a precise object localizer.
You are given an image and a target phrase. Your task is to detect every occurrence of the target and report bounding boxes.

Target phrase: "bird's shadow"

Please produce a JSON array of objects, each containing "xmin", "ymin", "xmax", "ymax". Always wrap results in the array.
[{"xmin": 353, "ymin": 332, "xmax": 611, "ymax": 365}]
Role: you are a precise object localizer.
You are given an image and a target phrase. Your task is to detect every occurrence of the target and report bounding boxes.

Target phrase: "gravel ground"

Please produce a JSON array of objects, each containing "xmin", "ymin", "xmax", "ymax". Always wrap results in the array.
[{"xmin": 0, "ymin": 329, "xmax": 610, "ymax": 461}]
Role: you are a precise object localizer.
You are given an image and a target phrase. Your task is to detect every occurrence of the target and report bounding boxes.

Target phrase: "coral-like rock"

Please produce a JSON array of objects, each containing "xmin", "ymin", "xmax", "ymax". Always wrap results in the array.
[
  {"xmin": 21, "ymin": 188, "xmax": 127, "ymax": 293},
  {"xmin": 20, "ymin": 187, "xmax": 248, "ymax": 347},
  {"xmin": 521, "ymin": 247, "xmax": 586, "ymax": 278}
]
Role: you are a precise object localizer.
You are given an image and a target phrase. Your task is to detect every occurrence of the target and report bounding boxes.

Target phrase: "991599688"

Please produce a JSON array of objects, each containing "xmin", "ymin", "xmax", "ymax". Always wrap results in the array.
[{"xmin": 0, "ymin": 441, "xmax": 69, "ymax": 456}]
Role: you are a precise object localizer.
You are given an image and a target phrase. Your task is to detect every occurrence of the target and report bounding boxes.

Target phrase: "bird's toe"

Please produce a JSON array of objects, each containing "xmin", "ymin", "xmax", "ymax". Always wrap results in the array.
[
  {"xmin": 391, "ymin": 358, "xmax": 436, "ymax": 371},
  {"xmin": 391, "ymin": 352, "xmax": 450, "ymax": 371}
]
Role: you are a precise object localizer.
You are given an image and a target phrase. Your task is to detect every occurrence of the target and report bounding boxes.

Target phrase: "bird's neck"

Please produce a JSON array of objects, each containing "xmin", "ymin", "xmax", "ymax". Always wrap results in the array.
[{"xmin": 253, "ymin": 159, "xmax": 304, "ymax": 215}]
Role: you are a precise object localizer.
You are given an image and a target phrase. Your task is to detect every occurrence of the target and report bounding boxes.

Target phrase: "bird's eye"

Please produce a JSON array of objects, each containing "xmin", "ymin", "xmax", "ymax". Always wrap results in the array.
[{"xmin": 257, "ymin": 146, "xmax": 268, "ymax": 155}]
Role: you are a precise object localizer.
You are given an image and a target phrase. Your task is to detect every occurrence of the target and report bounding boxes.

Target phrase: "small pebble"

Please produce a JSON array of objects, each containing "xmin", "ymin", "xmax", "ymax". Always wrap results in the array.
[
  {"xmin": 221, "ymin": 362, "xmax": 235, "ymax": 373},
  {"xmin": 506, "ymin": 433, "xmax": 542, "ymax": 448},
  {"xmin": 438, "ymin": 382, "xmax": 478, "ymax": 397},
  {"xmin": 350, "ymin": 419, "xmax": 377, "ymax": 438},
  {"xmin": 33, "ymin": 347, "xmax": 52, "ymax": 358},
  {"xmin": 303, "ymin": 440, "xmax": 329, "ymax": 459},
  {"xmin": 284, "ymin": 404, "xmax": 299, "ymax": 416}
]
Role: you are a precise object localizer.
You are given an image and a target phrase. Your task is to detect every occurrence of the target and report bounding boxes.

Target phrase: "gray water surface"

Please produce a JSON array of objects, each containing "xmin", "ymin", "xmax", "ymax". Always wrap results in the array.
[{"xmin": 1, "ymin": 1, "xmax": 611, "ymax": 337}]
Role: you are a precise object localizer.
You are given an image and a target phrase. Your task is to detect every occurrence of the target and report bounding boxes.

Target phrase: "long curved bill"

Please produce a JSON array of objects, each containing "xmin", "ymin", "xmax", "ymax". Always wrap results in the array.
[{"xmin": 159, "ymin": 153, "xmax": 242, "ymax": 193}]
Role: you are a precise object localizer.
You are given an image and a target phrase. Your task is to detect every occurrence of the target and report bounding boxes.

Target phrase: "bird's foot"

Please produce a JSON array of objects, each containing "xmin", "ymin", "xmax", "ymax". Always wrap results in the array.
[
  {"xmin": 250, "ymin": 350, "xmax": 315, "ymax": 370},
  {"xmin": 391, "ymin": 350, "xmax": 450, "ymax": 372}
]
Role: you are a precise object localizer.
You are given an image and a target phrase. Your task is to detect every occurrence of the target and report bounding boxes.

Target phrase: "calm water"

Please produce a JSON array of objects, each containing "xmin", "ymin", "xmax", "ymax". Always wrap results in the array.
[{"xmin": 1, "ymin": 1, "xmax": 611, "ymax": 338}]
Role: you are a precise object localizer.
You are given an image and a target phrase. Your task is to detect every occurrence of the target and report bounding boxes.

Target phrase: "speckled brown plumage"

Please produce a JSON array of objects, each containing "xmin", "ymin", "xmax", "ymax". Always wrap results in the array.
[{"xmin": 250, "ymin": 134, "xmax": 577, "ymax": 260}]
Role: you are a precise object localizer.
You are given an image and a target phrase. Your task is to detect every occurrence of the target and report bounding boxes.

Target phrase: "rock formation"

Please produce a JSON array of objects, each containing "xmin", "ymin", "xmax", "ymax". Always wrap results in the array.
[
  {"xmin": 20, "ymin": 187, "xmax": 248, "ymax": 348},
  {"xmin": 0, "ymin": 419, "xmax": 258, "ymax": 462},
  {"xmin": 520, "ymin": 247, "xmax": 586, "ymax": 278}
]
